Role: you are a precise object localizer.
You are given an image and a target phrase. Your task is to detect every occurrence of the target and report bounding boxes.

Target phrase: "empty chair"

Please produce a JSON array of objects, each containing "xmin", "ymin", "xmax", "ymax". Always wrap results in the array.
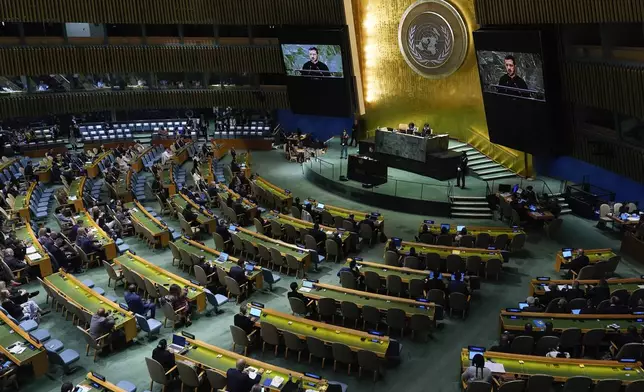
[
  {"xmin": 307, "ymin": 336, "xmax": 332, "ymax": 368},
  {"xmin": 283, "ymin": 330, "xmax": 306, "ymax": 362},
  {"xmin": 594, "ymin": 380, "xmax": 623, "ymax": 392},
  {"xmin": 534, "ymin": 335, "xmax": 559, "ymax": 356},
  {"xmin": 410, "ymin": 314, "xmax": 432, "ymax": 342},
  {"xmin": 364, "ymin": 271, "xmax": 382, "ymax": 293},
  {"xmin": 403, "ymin": 256, "xmax": 420, "ymax": 269},
  {"xmin": 340, "ymin": 301, "xmax": 360, "ymax": 328},
  {"xmin": 475, "ymin": 233, "xmax": 490, "ymax": 248},
  {"xmin": 145, "ymin": 357, "xmax": 174, "ymax": 392},
  {"xmin": 465, "ymin": 256, "xmax": 482, "ymax": 276},
  {"xmin": 205, "ymin": 368, "xmax": 227, "ymax": 392},
  {"xmin": 446, "ymin": 254, "xmax": 464, "ymax": 273},
  {"xmin": 425, "ymin": 253, "xmax": 441, "ymax": 271},
  {"xmin": 288, "ymin": 297, "xmax": 309, "ymax": 317},
  {"xmin": 428, "ymin": 289, "xmax": 445, "ymax": 306},
  {"xmin": 384, "ymin": 251, "xmax": 399, "ymax": 267},
  {"xmin": 626, "ymin": 380, "xmax": 644, "ymax": 392},
  {"xmin": 449, "ymin": 292, "xmax": 469, "ymax": 319},
  {"xmin": 176, "ymin": 360, "xmax": 205, "ymax": 391},
  {"xmin": 260, "ymin": 322, "xmax": 281, "ymax": 355},
  {"xmin": 230, "ymin": 325, "xmax": 254, "ymax": 356},
  {"xmin": 386, "ymin": 308, "xmax": 405, "ymax": 336},
  {"xmin": 466, "ymin": 382, "xmax": 492, "ymax": 392},
  {"xmin": 494, "ymin": 234, "xmax": 509, "ymax": 250},
  {"xmin": 615, "ymin": 343, "xmax": 644, "ymax": 361},
  {"xmin": 325, "ymin": 239, "xmax": 341, "ymax": 262},
  {"xmin": 485, "ymin": 259, "xmax": 502, "ymax": 280},
  {"xmin": 576, "ymin": 265, "xmax": 596, "ymax": 280},
  {"xmin": 408, "ymin": 279, "xmax": 425, "ymax": 299},
  {"xmin": 332, "ymin": 342, "xmax": 357, "ymax": 374},
  {"xmin": 510, "ymin": 335, "xmax": 534, "ymax": 355},
  {"xmin": 339, "ymin": 271, "xmax": 357, "ymax": 290},
  {"xmin": 357, "ymin": 349, "xmax": 381, "ymax": 381},
  {"xmin": 47, "ymin": 347, "xmax": 80, "ymax": 375},
  {"xmin": 436, "ymin": 235, "xmax": 452, "ymax": 246},
  {"xmin": 562, "ymin": 376, "xmax": 592, "ymax": 392},
  {"xmin": 260, "ymin": 268, "xmax": 281, "ymax": 291},
  {"xmin": 559, "ymin": 328, "xmax": 582, "ymax": 356},
  {"xmin": 581, "ymin": 328, "xmax": 605, "ymax": 358},
  {"xmin": 458, "ymin": 235, "xmax": 475, "ymax": 248},
  {"xmin": 386, "ymin": 275, "xmax": 403, "ymax": 297},
  {"xmin": 362, "ymin": 305, "xmax": 381, "ymax": 330},
  {"xmin": 526, "ymin": 374, "xmax": 553, "ymax": 392},
  {"xmin": 498, "ymin": 380, "xmax": 525, "ymax": 392},
  {"xmin": 135, "ymin": 314, "xmax": 163, "ymax": 339},
  {"xmin": 317, "ymin": 298, "xmax": 337, "ymax": 323}
]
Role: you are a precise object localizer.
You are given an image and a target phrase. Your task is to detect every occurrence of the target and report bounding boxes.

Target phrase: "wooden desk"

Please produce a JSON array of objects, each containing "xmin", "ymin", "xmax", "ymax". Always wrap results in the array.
[
  {"xmin": 460, "ymin": 348, "xmax": 644, "ymax": 383},
  {"xmin": 234, "ymin": 226, "xmax": 311, "ymax": 270},
  {"xmin": 216, "ymin": 184, "xmax": 258, "ymax": 220},
  {"xmin": 417, "ymin": 222, "xmax": 525, "ymax": 240},
  {"xmin": 252, "ymin": 306, "xmax": 390, "ymax": 357},
  {"xmin": 621, "ymin": 232, "xmax": 644, "ymax": 266},
  {"xmin": 200, "ymin": 158, "xmax": 214, "ymax": 183},
  {"xmin": 34, "ymin": 159, "xmax": 52, "ymax": 183},
  {"xmin": 84, "ymin": 151, "xmax": 112, "ymax": 178},
  {"xmin": 170, "ymin": 194, "xmax": 217, "ymax": 233},
  {"xmin": 554, "ymin": 248, "xmax": 616, "ymax": 272},
  {"xmin": 300, "ymin": 282, "xmax": 434, "ymax": 319},
  {"xmin": 497, "ymin": 193, "xmax": 555, "ymax": 221},
  {"xmin": 173, "ymin": 237, "xmax": 263, "ymax": 289},
  {"xmin": 175, "ymin": 335, "xmax": 329, "ymax": 391},
  {"xmin": 75, "ymin": 210, "xmax": 117, "ymax": 260},
  {"xmin": 110, "ymin": 171, "xmax": 133, "ymax": 203},
  {"xmin": 499, "ymin": 310, "xmax": 642, "ymax": 334},
  {"xmin": 172, "ymin": 141, "xmax": 194, "ymax": 165},
  {"xmin": 44, "ymin": 271, "xmax": 137, "ymax": 342},
  {"xmin": 125, "ymin": 201, "xmax": 170, "ymax": 248},
  {"xmin": 13, "ymin": 182, "xmax": 35, "ymax": 220},
  {"xmin": 67, "ymin": 177, "xmax": 85, "ymax": 211},
  {"xmin": 77, "ymin": 372, "xmax": 129, "ymax": 392},
  {"xmin": 16, "ymin": 222, "xmax": 53, "ymax": 277},
  {"xmin": 211, "ymin": 142, "xmax": 229, "ymax": 160},
  {"xmin": 306, "ymin": 199, "xmax": 386, "ymax": 234},
  {"xmin": 114, "ymin": 252, "xmax": 206, "ymax": 312},
  {"xmin": 252, "ymin": 176, "xmax": 293, "ymax": 211},
  {"xmin": 161, "ymin": 166, "xmax": 177, "ymax": 196},
  {"xmin": 265, "ymin": 212, "xmax": 353, "ymax": 254},
  {"xmin": 387, "ymin": 239, "xmax": 504, "ymax": 263},
  {"xmin": 529, "ymin": 277, "xmax": 644, "ymax": 297},
  {"xmin": 0, "ymin": 312, "xmax": 48, "ymax": 378},
  {"xmin": 131, "ymin": 146, "xmax": 153, "ymax": 172}
]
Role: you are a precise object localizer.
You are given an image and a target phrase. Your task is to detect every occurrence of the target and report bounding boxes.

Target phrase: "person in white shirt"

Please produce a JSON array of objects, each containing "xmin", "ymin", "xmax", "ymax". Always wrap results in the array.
[
  {"xmin": 161, "ymin": 148, "xmax": 173, "ymax": 165},
  {"xmin": 461, "ymin": 354, "xmax": 492, "ymax": 384}
]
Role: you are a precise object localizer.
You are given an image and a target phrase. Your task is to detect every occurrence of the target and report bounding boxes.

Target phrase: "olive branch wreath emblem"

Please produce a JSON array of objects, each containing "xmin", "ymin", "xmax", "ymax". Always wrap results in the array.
[{"xmin": 408, "ymin": 24, "xmax": 452, "ymax": 66}]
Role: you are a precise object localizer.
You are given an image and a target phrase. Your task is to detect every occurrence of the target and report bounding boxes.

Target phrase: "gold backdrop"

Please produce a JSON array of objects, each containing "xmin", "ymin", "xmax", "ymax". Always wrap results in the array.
[{"xmin": 355, "ymin": 0, "xmax": 486, "ymax": 140}]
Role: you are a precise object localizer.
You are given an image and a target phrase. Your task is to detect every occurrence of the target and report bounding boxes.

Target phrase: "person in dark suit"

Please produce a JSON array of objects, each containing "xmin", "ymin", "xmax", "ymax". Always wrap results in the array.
[
  {"xmin": 488, "ymin": 334, "xmax": 511, "ymax": 353},
  {"xmin": 216, "ymin": 220, "xmax": 232, "ymax": 242},
  {"xmin": 579, "ymin": 299, "xmax": 597, "ymax": 314},
  {"xmin": 587, "ymin": 278, "xmax": 611, "ymax": 307},
  {"xmin": 543, "ymin": 283, "xmax": 564, "ymax": 307},
  {"xmin": 613, "ymin": 326, "xmax": 643, "ymax": 349},
  {"xmin": 152, "ymin": 339, "xmax": 176, "ymax": 371},
  {"xmin": 308, "ymin": 223, "xmax": 326, "ymax": 247},
  {"xmin": 457, "ymin": 151, "xmax": 468, "ymax": 189},
  {"xmin": 226, "ymin": 359, "xmax": 261, "ymax": 392},
  {"xmin": 603, "ymin": 296, "xmax": 630, "ymax": 314},
  {"xmin": 425, "ymin": 271, "xmax": 446, "ymax": 291},
  {"xmin": 228, "ymin": 259, "xmax": 247, "ymax": 286},
  {"xmin": 524, "ymin": 296, "xmax": 543, "ymax": 312},
  {"xmin": 448, "ymin": 272, "xmax": 469, "ymax": 296},
  {"xmin": 566, "ymin": 249, "xmax": 589, "ymax": 277},
  {"xmin": 234, "ymin": 305, "xmax": 255, "ymax": 335},
  {"xmin": 287, "ymin": 282, "xmax": 308, "ymax": 303},
  {"xmin": 182, "ymin": 205, "xmax": 199, "ymax": 227},
  {"xmin": 564, "ymin": 280, "xmax": 585, "ymax": 301},
  {"xmin": 523, "ymin": 186, "xmax": 537, "ymax": 204}
]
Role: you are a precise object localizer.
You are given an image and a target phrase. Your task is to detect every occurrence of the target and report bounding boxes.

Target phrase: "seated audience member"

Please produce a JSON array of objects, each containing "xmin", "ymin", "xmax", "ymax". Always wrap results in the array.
[
  {"xmin": 115, "ymin": 206, "xmax": 131, "ymax": 225},
  {"xmin": 89, "ymin": 308, "xmax": 116, "ymax": 341},
  {"xmin": 524, "ymin": 296, "xmax": 543, "ymax": 312},
  {"xmin": 227, "ymin": 359, "xmax": 261, "ymax": 392},
  {"xmin": 461, "ymin": 353, "xmax": 492, "ymax": 384},
  {"xmin": 216, "ymin": 220, "xmax": 232, "ymax": 243},
  {"xmin": 124, "ymin": 284, "xmax": 156, "ymax": 319},
  {"xmin": 300, "ymin": 203, "xmax": 314, "ymax": 223},
  {"xmin": 164, "ymin": 284, "xmax": 192, "ymax": 327},
  {"xmin": 287, "ymin": 282, "xmax": 308, "ymax": 303},
  {"xmin": 587, "ymin": 278, "xmax": 611, "ymax": 306},
  {"xmin": 308, "ymin": 223, "xmax": 326, "ymax": 249},
  {"xmin": 182, "ymin": 205, "xmax": 199, "ymax": 227},
  {"xmin": 543, "ymin": 283, "xmax": 564, "ymax": 306},
  {"xmin": 634, "ymin": 298, "xmax": 644, "ymax": 313},
  {"xmin": 580, "ymin": 299, "xmax": 597, "ymax": 314},
  {"xmin": 613, "ymin": 326, "xmax": 643, "ymax": 349},
  {"xmin": 550, "ymin": 298, "xmax": 569, "ymax": 314},
  {"xmin": 514, "ymin": 323, "xmax": 534, "ymax": 339},
  {"xmin": 454, "ymin": 227, "xmax": 467, "ymax": 244},
  {"xmin": 565, "ymin": 249, "xmax": 589, "ymax": 278},
  {"xmin": 228, "ymin": 258, "xmax": 248, "ymax": 287},
  {"xmin": 440, "ymin": 225, "xmax": 449, "ymax": 235},
  {"xmin": 152, "ymin": 339, "xmax": 176, "ymax": 371},
  {"xmin": 523, "ymin": 185, "xmax": 537, "ymax": 203},
  {"xmin": 358, "ymin": 214, "xmax": 376, "ymax": 236},
  {"xmin": 603, "ymin": 296, "xmax": 630, "ymax": 314},
  {"xmin": 3, "ymin": 249, "xmax": 26, "ymax": 272},
  {"xmin": 488, "ymin": 333, "xmax": 511, "ymax": 353},
  {"xmin": 37, "ymin": 228, "xmax": 54, "ymax": 249},
  {"xmin": 51, "ymin": 237, "xmax": 81, "ymax": 273},
  {"xmin": 425, "ymin": 270, "xmax": 446, "ymax": 291},
  {"xmin": 234, "ymin": 305, "xmax": 255, "ymax": 334},
  {"xmin": 564, "ymin": 280, "xmax": 585, "ymax": 301},
  {"xmin": 0, "ymin": 289, "xmax": 41, "ymax": 321}
]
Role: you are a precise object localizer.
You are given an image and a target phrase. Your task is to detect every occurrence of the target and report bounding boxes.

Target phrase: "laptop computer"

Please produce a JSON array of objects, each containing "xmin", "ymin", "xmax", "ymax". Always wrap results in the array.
[
  {"xmin": 316, "ymin": 203, "xmax": 325, "ymax": 209},
  {"xmin": 562, "ymin": 249, "xmax": 572, "ymax": 259},
  {"xmin": 244, "ymin": 263, "xmax": 255, "ymax": 272},
  {"xmin": 217, "ymin": 252, "xmax": 229, "ymax": 263},
  {"xmin": 302, "ymin": 280, "xmax": 314, "ymax": 289},
  {"xmin": 456, "ymin": 225, "xmax": 465, "ymax": 232},
  {"xmin": 529, "ymin": 205, "xmax": 537, "ymax": 212},
  {"xmin": 168, "ymin": 335, "xmax": 187, "ymax": 353},
  {"xmin": 518, "ymin": 302, "xmax": 528, "ymax": 310},
  {"xmin": 392, "ymin": 237, "xmax": 402, "ymax": 248},
  {"xmin": 571, "ymin": 309, "xmax": 581, "ymax": 315},
  {"xmin": 249, "ymin": 307, "xmax": 262, "ymax": 321},
  {"xmin": 468, "ymin": 346, "xmax": 485, "ymax": 360},
  {"xmin": 228, "ymin": 225, "xmax": 237, "ymax": 232},
  {"xmin": 511, "ymin": 184, "xmax": 519, "ymax": 194},
  {"xmin": 440, "ymin": 223, "xmax": 450, "ymax": 231}
]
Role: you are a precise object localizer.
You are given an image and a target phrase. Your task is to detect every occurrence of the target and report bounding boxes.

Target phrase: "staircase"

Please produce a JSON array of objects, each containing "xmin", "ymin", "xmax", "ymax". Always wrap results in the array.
[
  {"xmin": 547, "ymin": 192, "xmax": 572, "ymax": 216},
  {"xmin": 449, "ymin": 142, "xmax": 517, "ymax": 181},
  {"xmin": 0, "ymin": 76, "xmax": 21, "ymax": 92},
  {"xmin": 449, "ymin": 195, "xmax": 494, "ymax": 219}
]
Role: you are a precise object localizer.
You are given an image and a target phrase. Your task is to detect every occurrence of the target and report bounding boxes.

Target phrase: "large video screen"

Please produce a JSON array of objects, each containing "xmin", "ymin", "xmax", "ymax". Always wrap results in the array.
[
  {"xmin": 476, "ymin": 51, "xmax": 545, "ymax": 102},
  {"xmin": 281, "ymin": 44, "xmax": 344, "ymax": 78}
]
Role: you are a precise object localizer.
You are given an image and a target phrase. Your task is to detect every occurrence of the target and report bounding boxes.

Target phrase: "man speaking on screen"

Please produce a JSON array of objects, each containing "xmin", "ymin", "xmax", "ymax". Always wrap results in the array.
[
  {"xmin": 300, "ymin": 47, "xmax": 330, "ymax": 77},
  {"xmin": 497, "ymin": 55, "xmax": 528, "ymax": 96}
]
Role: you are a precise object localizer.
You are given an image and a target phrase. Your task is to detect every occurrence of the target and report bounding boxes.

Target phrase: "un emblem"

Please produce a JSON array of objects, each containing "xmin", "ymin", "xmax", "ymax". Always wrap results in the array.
[{"xmin": 398, "ymin": 0, "xmax": 468, "ymax": 79}]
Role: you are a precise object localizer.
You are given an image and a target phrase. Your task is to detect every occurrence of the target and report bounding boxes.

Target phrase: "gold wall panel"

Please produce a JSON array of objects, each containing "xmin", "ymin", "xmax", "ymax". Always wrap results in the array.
[
  {"xmin": 0, "ymin": 88, "xmax": 289, "ymax": 118},
  {"xmin": 0, "ymin": 46, "xmax": 284, "ymax": 76},
  {"xmin": 0, "ymin": 0, "xmax": 345, "ymax": 25},
  {"xmin": 356, "ymin": 0, "xmax": 488, "ymax": 142}
]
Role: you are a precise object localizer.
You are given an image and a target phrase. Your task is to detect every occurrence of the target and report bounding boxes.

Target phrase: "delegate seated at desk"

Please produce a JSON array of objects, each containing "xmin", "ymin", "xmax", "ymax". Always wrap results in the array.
[
  {"xmin": 182, "ymin": 205, "xmax": 200, "ymax": 227},
  {"xmin": 564, "ymin": 249, "xmax": 589, "ymax": 277},
  {"xmin": 89, "ymin": 308, "xmax": 116, "ymax": 341},
  {"xmin": 227, "ymin": 359, "xmax": 261, "ymax": 392},
  {"xmin": 234, "ymin": 305, "xmax": 255, "ymax": 335},
  {"xmin": 152, "ymin": 339, "xmax": 176, "ymax": 371}
]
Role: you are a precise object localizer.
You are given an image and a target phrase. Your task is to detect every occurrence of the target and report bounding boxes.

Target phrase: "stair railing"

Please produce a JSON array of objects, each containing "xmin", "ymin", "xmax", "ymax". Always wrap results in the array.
[{"xmin": 458, "ymin": 127, "xmax": 527, "ymax": 177}]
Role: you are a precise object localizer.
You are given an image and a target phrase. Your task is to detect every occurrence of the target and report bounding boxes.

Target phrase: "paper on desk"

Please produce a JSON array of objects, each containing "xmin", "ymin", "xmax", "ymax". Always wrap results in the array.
[
  {"xmin": 75, "ymin": 386, "xmax": 91, "ymax": 392},
  {"xmin": 638, "ymin": 285, "xmax": 644, "ymax": 289},
  {"xmin": 25, "ymin": 246, "xmax": 37, "ymax": 254},
  {"xmin": 248, "ymin": 371, "xmax": 258, "ymax": 380},
  {"xmin": 300, "ymin": 287, "xmax": 311, "ymax": 293},
  {"xmin": 26, "ymin": 253, "xmax": 42, "ymax": 261},
  {"xmin": 485, "ymin": 361, "xmax": 505, "ymax": 373},
  {"xmin": 271, "ymin": 376, "xmax": 284, "ymax": 387},
  {"xmin": 69, "ymin": 196, "xmax": 77, "ymax": 201},
  {"xmin": 557, "ymin": 285, "xmax": 572, "ymax": 290},
  {"xmin": 543, "ymin": 285, "xmax": 551, "ymax": 292}
]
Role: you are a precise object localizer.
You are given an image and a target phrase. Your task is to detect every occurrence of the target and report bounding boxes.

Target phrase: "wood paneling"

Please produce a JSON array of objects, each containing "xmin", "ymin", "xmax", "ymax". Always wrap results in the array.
[
  {"xmin": 0, "ymin": 88, "xmax": 289, "ymax": 118},
  {"xmin": 572, "ymin": 131, "xmax": 644, "ymax": 183},
  {"xmin": 0, "ymin": 0, "xmax": 345, "ymax": 25},
  {"xmin": 0, "ymin": 45, "xmax": 284, "ymax": 75},
  {"xmin": 562, "ymin": 61, "xmax": 644, "ymax": 120},
  {"xmin": 476, "ymin": 0, "xmax": 644, "ymax": 25}
]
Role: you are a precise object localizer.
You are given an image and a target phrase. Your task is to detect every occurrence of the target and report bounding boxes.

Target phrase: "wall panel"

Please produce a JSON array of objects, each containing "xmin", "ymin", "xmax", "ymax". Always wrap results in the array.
[
  {"xmin": 0, "ymin": 0, "xmax": 345, "ymax": 25},
  {"xmin": 562, "ymin": 61, "xmax": 644, "ymax": 120},
  {"xmin": 476, "ymin": 0, "xmax": 644, "ymax": 25},
  {"xmin": 572, "ymin": 132, "xmax": 644, "ymax": 184},
  {"xmin": 0, "ymin": 46, "xmax": 284, "ymax": 75},
  {"xmin": 0, "ymin": 88, "xmax": 289, "ymax": 117}
]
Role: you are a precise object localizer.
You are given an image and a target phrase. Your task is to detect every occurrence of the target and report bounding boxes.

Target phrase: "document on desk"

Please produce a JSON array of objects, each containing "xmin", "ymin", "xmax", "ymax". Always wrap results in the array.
[
  {"xmin": 271, "ymin": 376, "xmax": 284, "ymax": 387},
  {"xmin": 485, "ymin": 361, "xmax": 505, "ymax": 373},
  {"xmin": 542, "ymin": 285, "xmax": 551, "ymax": 292},
  {"xmin": 638, "ymin": 285, "xmax": 644, "ymax": 289},
  {"xmin": 26, "ymin": 246, "xmax": 37, "ymax": 254},
  {"xmin": 300, "ymin": 287, "xmax": 311, "ymax": 293},
  {"xmin": 26, "ymin": 253, "xmax": 42, "ymax": 262},
  {"xmin": 69, "ymin": 196, "xmax": 77, "ymax": 201}
]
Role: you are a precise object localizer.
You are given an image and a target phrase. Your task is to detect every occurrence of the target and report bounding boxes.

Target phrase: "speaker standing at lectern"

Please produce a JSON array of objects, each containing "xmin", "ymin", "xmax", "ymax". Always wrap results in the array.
[{"xmin": 422, "ymin": 123, "xmax": 432, "ymax": 137}]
